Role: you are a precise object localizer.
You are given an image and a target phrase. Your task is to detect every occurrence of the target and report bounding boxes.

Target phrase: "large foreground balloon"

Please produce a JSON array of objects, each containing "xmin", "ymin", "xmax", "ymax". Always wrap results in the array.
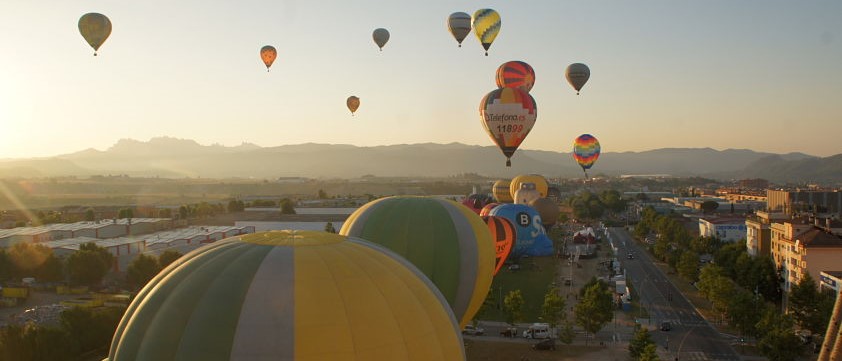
[
  {"xmin": 482, "ymin": 216, "xmax": 516, "ymax": 276},
  {"xmin": 529, "ymin": 198, "xmax": 560, "ymax": 228},
  {"xmin": 78, "ymin": 13, "xmax": 112, "ymax": 56},
  {"xmin": 496, "ymin": 61, "xmax": 535, "ymax": 92},
  {"xmin": 340, "ymin": 196, "xmax": 494, "ymax": 328},
  {"xmin": 565, "ymin": 63, "xmax": 590, "ymax": 95},
  {"xmin": 492, "ymin": 179, "xmax": 513, "ymax": 203},
  {"xmin": 373, "ymin": 28, "xmax": 390, "ymax": 51},
  {"xmin": 480, "ymin": 87, "xmax": 537, "ymax": 167},
  {"xmin": 488, "ymin": 204, "xmax": 554, "ymax": 257},
  {"xmin": 473, "ymin": 9, "xmax": 500, "ymax": 56},
  {"xmin": 107, "ymin": 231, "xmax": 465, "ymax": 361},
  {"xmin": 447, "ymin": 12, "xmax": 472, "ymax": 47},
  {"xmin": 346, "ymin": 96, "xmax": 360, "ymax": 115},
  {"xmin": 573, "ymin": 134, "xmax": 601, "ymax": 178},
  {"xmin": 260, "ymin": 45, "xmax": 277, "ymax": 71},
  {"xmin": 509, "ymin": 174, "xmax": 549, "ymax": 199}
]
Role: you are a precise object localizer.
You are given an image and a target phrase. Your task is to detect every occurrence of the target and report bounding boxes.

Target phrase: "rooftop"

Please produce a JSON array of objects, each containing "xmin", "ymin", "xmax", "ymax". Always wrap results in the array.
[{"xmin": 796, "ymin": 227, "xmax": 842, "ymax": 248}]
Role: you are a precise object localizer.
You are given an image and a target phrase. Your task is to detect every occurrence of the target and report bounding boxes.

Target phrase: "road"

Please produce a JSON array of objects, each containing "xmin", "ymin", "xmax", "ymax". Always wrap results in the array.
[{"xmin": 609, "ymin": 227, "xmax": 741, "ymax": 361}]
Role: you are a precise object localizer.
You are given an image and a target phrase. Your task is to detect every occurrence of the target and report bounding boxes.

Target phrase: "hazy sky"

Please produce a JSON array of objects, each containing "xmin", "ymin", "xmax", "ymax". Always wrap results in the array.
[{"xmin": 1, "ymin": 1, "xmax": 840, "ymax": 159}]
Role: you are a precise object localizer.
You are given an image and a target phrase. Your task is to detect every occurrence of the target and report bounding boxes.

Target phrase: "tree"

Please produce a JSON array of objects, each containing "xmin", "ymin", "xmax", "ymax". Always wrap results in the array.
[
  {"xmin": 126, "ymin": 254, "xmax": 161, "ymax": 289},
  {"xmin": 502, "ymin": 289, "xmax": 525, "ymax": 326},
  {"xmin": 677, "ymin": 250, "xmax": 700, "ymax": 282},
  {"xmin": 35, "ymin": 253, "xmax": 64, "ymax": 283},
  {"xmin": 158, "ymin": 208, "xmax": 172, "ymax": 218},
  {"xmin": 700, "ymin": 200, "xmax": 719, "ymax": 214},
  {"xmin": 158, "ymin": 249, "xmax": 183, "ymax": 269},
  {"xmin": 279, "ymin": 198, "xmax": 296, "ymax": 214},
  {"xmin": 574, "ymin": 282, "xmax": 614, "ymax": 343},
  {"xmin": 639, "ymin": 343, "xmax": 660, "ymax": 361},
  {"xmin": 541, "ymin": 287, "xmax": 566, "ymax": 329},
  {"xmin": 629, "ymin": 326, "xmax": 655, "ymax": 360},
  {"xmin": 727, "ymin": 288, "xmax": 764, "ymax": 337},
  {"xmin": 318, "ymin": 189, "xmax": 328, "ymax": 199},
  {"xmin": 117, "ymin": 208, "xmax": 134, "ymax": 219},
  {"xmin": 84, "ymin": 208, "xmax": 95, "ymax": 221},
  {"xmin": 66, "ymin": 243, "xmax": 113, "ymax": 287},
  {"xmin": 60, "ymin": 307, "xmax": 123, "ymax": 355},
  {"xmin": 7, "ymin": 243, "xmax": 55, "ymax": 279},
  {"xmin": 788, "ymin": 273, "xmax": 833, "ymax": 334},
  {"xmin": 756, "ymin": 307, "xmax": 804, "ymax": 361},
  {"xmin": 178, "ymin": 205, "xmax": 189, "ymax": 219},
  {"xmin": 0, "ymin": 249, "xmax": 12, "ymax": 282},
  {"xmin": 324, "ymin": 222, "xmax": 337, "ymax": 233}
]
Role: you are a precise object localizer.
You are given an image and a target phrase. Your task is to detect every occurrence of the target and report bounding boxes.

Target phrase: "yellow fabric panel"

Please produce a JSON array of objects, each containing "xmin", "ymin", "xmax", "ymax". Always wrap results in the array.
[
  {"xmin": 294, "ymin": 241, "xmax": 464, "ymax": 361},
  {"xmin": 509, "ymin": 174, "xmax": 549, "ymax": 198},
  {"xmin": 239, "ymin": 230, "xmax": 344, "ymax": 247},
  {"xmin": 451, "ymin": 203, "xmax": 495, "ymax": 327}
]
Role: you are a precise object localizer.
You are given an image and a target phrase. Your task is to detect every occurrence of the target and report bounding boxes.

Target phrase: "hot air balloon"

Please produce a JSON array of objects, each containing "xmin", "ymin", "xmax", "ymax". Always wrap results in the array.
[
  {"xmin": 482, "ymin": 216, "xmax": 516, "ymax": 276},
  {"xmin": 340, "ymin": 196, "xmax": 494, "ymax": 329},
  {"xmin": 260, "ymin": 45, "xmax": 277, "ymax": 71},
  {"xmin": 448, "ymin": 12, "xmax": 472, "ymax": 47},
  {"xmin": 509, "ymin": 174, "xmax": 549, "ymax": 200},
  {"xmin": 107, "ymin": 231, "xmax": 466, "ymax": 361},
  {"xmin": 565, "ymin": 63, "xmax": 590, "ymax": 95},
  {"xmin": 347, "ymin": 96, "xmax": 360, "ymax": 115},
  {"xmin": 480, "ymin": 87, "xmax": 537, "ymax": 167},
  {"xmin": 473, "ymin": 9, "xmax": 500, "ymax": 56},
  {"xmin": 479, "ymin": 202, "xmax": 500, "ymax": 217},
  {"xmin": 513, "ymin": 183, "xmax": 541, "ymax": 205},
  {"xmin": 373, "ymin": 28, "xmax": 390, "ymax": 51},
  {"xmin": 529, "ymin": 197, "xmax": 560, "ymax": 229},
  {"xmin": 462, "ymin": 193, "xmax": 494, "ymax": 214},
  {"xmin": 488, "ymin": 204, "xmax": 554, "ymax": 257},
  {"xmin": 492, "ymin": 180, "xmax": 513, "ymax": 203},
  {"xmin": 573, "ymin": 134, "xmax": 601, "ymax": 179},
  {"xmin": 496, "ymin": 61, "xmax": 535, "ymax": 92},
  {"xmin": 78, "ymin": 13, "xmax": 112, "ymax": 56}
]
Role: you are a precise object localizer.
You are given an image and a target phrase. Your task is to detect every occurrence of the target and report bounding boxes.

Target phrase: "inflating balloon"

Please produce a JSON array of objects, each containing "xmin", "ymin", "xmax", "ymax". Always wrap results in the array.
[
  {"xmin": 448, "ymin": 12, "xmax": 472, "ymax": 47},
  {"xmin": 462, "ymin": 193, "xmax": 494, "ymax": 214},
  {"xmin": 479, "ymin": 202, "xmax": 500, "ymax": 217},
  {"xmin": 260, "ymin": 45, "xmax": 277, "ymax": 72},
  {"xmin": 480, "ymin": 87, "xmax": 537, "ymax": 167},
  {"xmin": 347, "ymin": 96, "xmax": 360, "ymax": 116},
  {"xmin": 492, "ymin": 180, "xmax": 513, "ymax": 203},
  {"xmin": 573, "ymin": 134, "xmax": 601, "ymax": 179},
  {"xmin": 496, "ymin": 61, "xmax": 535, "ymax": 92},
  {"xmin": 473, "ymin": 9, "xmax": 500, "ymax": 56},
  {"xmin": 509, "ymin": 174, "xmax": 549, "ymax": 199},
  {"xmin": 78, "ymin": 13, "xmax": 112, "ymax": 56},
  {"xmin": 373, "ymin": 28, "xmax": 390, "ymax": 51},
  {"xmin": 482, "ymin": 216, "xmax": 516, "ymax": 276},
  {"xmin": 529, "ymin": 197, "xmax": 560, "ymax": 229},
  {"xmin": 513, "ymin": 183, "xmax": 541, "ymax": 205},
  {"xmin": 565, "ymin": 63, "xmax": 590, "ymax": 95},
  {"xmin": 488, "ymin": 203, "xmax": 553, "ymax": 257}
]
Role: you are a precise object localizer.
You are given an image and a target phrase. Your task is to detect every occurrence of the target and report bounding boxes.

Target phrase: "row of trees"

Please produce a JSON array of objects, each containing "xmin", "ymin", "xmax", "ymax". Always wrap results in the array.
[{"xmin": 566, "ymin": 190, "xmax": 627, "ymax": 221}]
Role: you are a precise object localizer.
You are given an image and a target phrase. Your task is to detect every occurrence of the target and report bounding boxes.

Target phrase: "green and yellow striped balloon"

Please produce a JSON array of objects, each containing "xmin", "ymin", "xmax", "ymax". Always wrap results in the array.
[
  {"xmin": 340, "ymin": 196, "xmax": 494, "ymax": 329},
  {"xmin": 472, "ymin": 9, "xmax": 501, "ymax": 56},
  {"xmin": 107, "ymin": 231, "xmax": 465, "ymax": 361}
]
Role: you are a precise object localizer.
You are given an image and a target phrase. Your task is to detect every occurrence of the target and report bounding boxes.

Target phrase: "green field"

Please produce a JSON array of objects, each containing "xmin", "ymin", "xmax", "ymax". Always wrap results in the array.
[{"xmin": 478, "ymin": 255, "xmax": 558, "ymax": 323}]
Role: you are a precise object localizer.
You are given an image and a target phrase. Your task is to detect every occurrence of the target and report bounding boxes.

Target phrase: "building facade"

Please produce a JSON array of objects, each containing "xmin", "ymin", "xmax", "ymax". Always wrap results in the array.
[
  {"xmin": 771, "ymin": 220, "xmax": 842, "ymax": 295},
  {"xmin": 767, "ymin": 189, "xmax": 842, "ymax": 215},
  {"xmin": 745, "ymin": 211, "xmax": 789, "ymax": 257},
  {"xmin": 699, "ymin": 217, "xmax": 748, "ymax": 242}
]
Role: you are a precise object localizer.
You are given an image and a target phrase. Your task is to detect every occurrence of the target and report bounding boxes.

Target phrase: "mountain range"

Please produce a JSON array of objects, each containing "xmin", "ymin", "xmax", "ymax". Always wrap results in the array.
[{"xmin": 0, "ymin": 137, "xmax": 838, "ymax": 183}]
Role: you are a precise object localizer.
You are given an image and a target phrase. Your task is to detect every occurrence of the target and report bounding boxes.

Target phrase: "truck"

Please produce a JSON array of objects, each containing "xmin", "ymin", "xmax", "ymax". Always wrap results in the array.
[{"xmin": 523, "ymin": 323, "xmax": 551, "ymax": 339}]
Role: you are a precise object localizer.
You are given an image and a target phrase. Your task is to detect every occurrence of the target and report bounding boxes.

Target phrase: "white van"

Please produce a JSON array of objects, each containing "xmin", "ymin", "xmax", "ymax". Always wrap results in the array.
[{"xmin": 522, "ymin": 323, "xmax": 551, "ymax": 339}]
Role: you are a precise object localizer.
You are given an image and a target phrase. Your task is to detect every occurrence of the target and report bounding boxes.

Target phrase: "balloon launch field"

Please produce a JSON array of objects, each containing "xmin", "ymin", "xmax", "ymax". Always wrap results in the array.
[{"xmin": 480, "ymin": 255, "xmax": 558, "ymax": 322}]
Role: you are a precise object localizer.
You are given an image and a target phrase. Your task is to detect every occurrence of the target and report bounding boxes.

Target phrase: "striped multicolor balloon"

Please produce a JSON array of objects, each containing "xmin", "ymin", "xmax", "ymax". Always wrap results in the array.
[
  {"xmin": 472, "ymin": 9, "xmax": 501, "ymax": 56},
  {"xmin": 496, "ymin": 61, "xmax": 535, "ymax": 92},
  {"xmin": 108, "ymin": 231, "xmax": 465, "ymax": 361},
  {"xmin": 573, "ymin": 134, "xmax": 601, "ymax": 178},
  {"xmin": 482, "ymin": 216, "xmax": 516, "ymax": 275},
  {"xmin": 340, "ymin": 196, "xmax": 494, "ymax": 329}
]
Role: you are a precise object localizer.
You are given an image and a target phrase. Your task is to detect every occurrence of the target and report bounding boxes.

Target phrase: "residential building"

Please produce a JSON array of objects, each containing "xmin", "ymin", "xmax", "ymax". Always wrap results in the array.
[
  {"xmin": 820, "ymin": 271, "xmax": 842, "ymax": 294},
  {"xmin": 745, "ymin": 211, "xmax": 789, "ymax": 257},
  {"xmin": 767, "ymin": 189, "xmax": 842, "ymax": 215},
  {"xmin": 699, "ymin": 216, "xmax": 747, "ymax": 242},
  {"xmin": 771, "ymin": 220, "xmax": 842, "ymax": 295}
]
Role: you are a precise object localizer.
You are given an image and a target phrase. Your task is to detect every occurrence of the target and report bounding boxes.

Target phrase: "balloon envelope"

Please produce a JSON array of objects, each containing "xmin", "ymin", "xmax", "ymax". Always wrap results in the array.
[
  {"xmin": 462, "ymin": 193, "xmax": 494, "ymax": 214},
  {"xmin": 78, "ymin": 13, "xmax": 112, "ymax": 55},
  {"xmin": 565, "ymin": 63, "xmax": 591, "ymax": 94},
  {"xmin": 513, "ymin": 183, "xmax": 541, "ymax": 205},
  {"xmin": 529, "ymin": 198, "xmax": 560, "ymax": 228},
  {"xmin": 473, "ymin": 9, "xmax": 501, "ymax": 55},
  {"xmin": 448, "ymin": 12, "xmax": 472, "ymax": 46},
  {"xmin": 260, "ymin": 45, "xmax": 277, "ymax": 70},
  {"xmin": 340, "ymin": 196, "xmax": 494, "ymax": 329},
  {"xmin": 480, "ymin": 87, "xmax": 537, "ymax": 167},
  {"xmin": 509, "ymin": 174, "xmax": 549, "ymax": 199},
  {"xmin": 347, "ymin": 96, "xmax": 360, "ymax": 115},
  {"xmin": 479, "ymin": 202, "xmax": 500, "ymax": 217},
  {"xmin": 373, "ymin": 28, "xmax": 390, "ymax": 50},
  {"xmin": 573, "ymin": 134, "xmax": 601, "ymax": 170},
  {"xmin": 482, "ymin": 216, "xmax": 516, "ymax": 276},
  {"xmin": 492, "ymin": 180, "xmax": 513, "ymax": 203},
  {"xmin": 496, "ymin": 61, "xmax": 535, "ymax": 92},
  {"xmin": 107, "ymin": 231, "xmax": 466, "ymax": 361},
  {"xmin": 488, "ymin": 204, "xmax": 554, "ymax": 257}
]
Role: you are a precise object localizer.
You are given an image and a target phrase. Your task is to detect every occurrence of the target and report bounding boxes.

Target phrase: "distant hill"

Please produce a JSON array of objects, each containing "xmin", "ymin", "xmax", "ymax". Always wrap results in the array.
[{"xmin": 0, "ymin": 137, "xmax": 838, "ymax": 183}]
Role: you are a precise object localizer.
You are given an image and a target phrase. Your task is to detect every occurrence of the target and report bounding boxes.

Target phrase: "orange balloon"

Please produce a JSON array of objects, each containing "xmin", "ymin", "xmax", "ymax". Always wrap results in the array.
[{"xmin": 260, "ymin": 45, "xmax": 277, "ymax": 71}]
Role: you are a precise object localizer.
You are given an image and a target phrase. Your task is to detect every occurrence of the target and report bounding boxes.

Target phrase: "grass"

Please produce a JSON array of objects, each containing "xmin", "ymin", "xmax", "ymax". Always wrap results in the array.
[{"xmin": 479, "ymin": 255, "xmax": 558, "ymax": 323}]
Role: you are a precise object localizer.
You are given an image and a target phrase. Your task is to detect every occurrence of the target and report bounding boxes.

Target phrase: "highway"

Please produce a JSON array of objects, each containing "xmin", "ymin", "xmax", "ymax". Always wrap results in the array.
[{"xmin": 608, "ymin": 227, "xmax": 741, "ymax": 361}]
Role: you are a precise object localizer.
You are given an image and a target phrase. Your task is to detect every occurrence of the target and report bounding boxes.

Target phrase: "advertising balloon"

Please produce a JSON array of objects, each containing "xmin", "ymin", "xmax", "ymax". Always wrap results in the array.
[
  {"xmin": 479, "ymin": 202, "xmax": 500, "ymax": 217},
  {"xmin": 260, "ymin": 45, "xmax": 277, "ymax": 71},
  {"xmin": 573, "ymin": 134, "xmax": 601, "ymax": 178},
  {"xmin": 529, "ymin": 198, "xmax": 560, "ymax": 228},
  {"xmin": 492, "ymin": 180, "xmax": 513, "ymax": 203},
  {"xmin": 340, "ymin": 196, "xmax": 494, "ymax": 328},
  {"xmin": 482, "ymin": 216, "xmax": 516, "ymax": 276},
  {"xmin": 488, "ymin": 204, "xmax": 554, "ymax": 257},
  {"xmin": 107, "ymin": 231, "xmax": 466, "ymax": 361},
  {"xmin": 480, "ymin": 87, "xmax": 537, "ymax": 167},
  {"xmin": 347, "ymin": 96, "xmax": 360, "ymax": 115},
  {"xmin": 496, "ymin": 61, "xmax": 535, "ymax": 92},
  {"xmin": 509, "ymin": 174, "xmax": 549, "ymax": 199},
  {"xmin": 472, "ymin": 9, "xmax": 500, "ymax": 56},
  {"xmin": 513, "ymin": 183, "xmax": 541, "ymax": 205},
  {"xmin": 447, "ymin": 12, "xmax": 472, "ymax": 47},
  {"xmin": 565, "ymin": 63, "xmax": 590, "ymax": 95},
  {"xmin": 78, "ymin": 13, "xmax": 112, "ymax": 56},
  {"xmin": 373, "ymin": 28, "xmax": 390, "ymax": 51}
]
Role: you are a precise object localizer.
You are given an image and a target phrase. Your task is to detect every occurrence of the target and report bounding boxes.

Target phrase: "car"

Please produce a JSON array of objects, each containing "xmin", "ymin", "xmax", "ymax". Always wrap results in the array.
[
  {"xmin": 627, "ymin": 253, "xmax": 634, "ymax": 259},
  {"xmin": 499, "ymin": 327, "xmax": 517, "ymax": 338},
  {"xmin": 532, "ymin": 338, "xmax": 556, "ymax": 351},
  {"xmin": 660, "ymin": 321, "xmax": 672, "ymax": 331},
  {"xmin": 462, "ymin": 325, "xmax": 484, "ymax": 336}
]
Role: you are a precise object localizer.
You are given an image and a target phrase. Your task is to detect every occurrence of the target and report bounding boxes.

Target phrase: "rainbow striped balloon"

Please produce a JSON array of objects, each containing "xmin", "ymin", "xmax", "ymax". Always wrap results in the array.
[{"xmin": 573, "ymin": 134, "xmax": 601, "ymax": 171}]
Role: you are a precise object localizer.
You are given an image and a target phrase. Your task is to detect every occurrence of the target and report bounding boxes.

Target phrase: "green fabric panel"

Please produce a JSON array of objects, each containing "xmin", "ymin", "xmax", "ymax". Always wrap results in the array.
[{"xmin": 356, "ymin": 198, "xmax": 460, "ymax": 305}]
